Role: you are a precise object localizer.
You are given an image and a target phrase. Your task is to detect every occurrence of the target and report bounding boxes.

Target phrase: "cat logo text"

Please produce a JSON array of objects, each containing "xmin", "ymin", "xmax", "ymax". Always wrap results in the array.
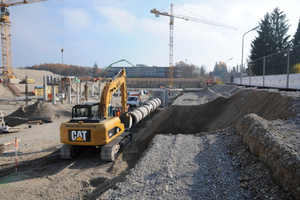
[{"xmin": 68, "ymin": 130, "xmax": 91, "ymax": 142}]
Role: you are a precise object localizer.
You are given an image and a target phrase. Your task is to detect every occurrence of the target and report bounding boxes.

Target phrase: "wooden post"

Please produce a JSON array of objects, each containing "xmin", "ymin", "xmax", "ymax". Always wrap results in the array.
[
  {"xmin": 25, "ymin": 75, "xmax": 28, "ymax": 105},
  {"xmin": 15, "ymin": 137, "xmax": 18, "ymax": 173},
  {"xmin": 0, "ymin": 144, "xmax": 3, "ymax": 156}
]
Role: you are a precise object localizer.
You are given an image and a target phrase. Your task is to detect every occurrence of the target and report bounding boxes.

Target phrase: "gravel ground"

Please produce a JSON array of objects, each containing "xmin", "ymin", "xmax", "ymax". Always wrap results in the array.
[
  {"xmin": 102, "ymin": 127, "xmax": 296, "ymax": 199},
  {"xmin": 101, "ymin": 84, "xmax": 299, "ymax": 200},
  {"xmin": 102, "ymin": 133, "xmax": 252, "ymax": 199}
]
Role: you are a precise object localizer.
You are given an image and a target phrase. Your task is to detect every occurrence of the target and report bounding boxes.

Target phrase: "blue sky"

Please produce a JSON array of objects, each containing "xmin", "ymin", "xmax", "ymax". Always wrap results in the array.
[{"xmin": 7, "ymin": 0, "xmax": 300, "ymax": 72}]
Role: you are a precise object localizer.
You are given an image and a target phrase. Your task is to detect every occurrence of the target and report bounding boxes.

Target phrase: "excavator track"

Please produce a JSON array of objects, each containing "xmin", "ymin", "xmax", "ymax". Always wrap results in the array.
[
  {"xmin": 101, "ymin": 132, "xmax": 132, "ymax": 161},
  {"xmin": 60, "ymin": 144, "xmax": 86, "ymax": 159}
]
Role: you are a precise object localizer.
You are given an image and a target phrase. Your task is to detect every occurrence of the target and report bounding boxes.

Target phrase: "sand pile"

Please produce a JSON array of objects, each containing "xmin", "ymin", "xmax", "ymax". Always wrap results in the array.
[{"xmin": 4, "ymin": 101, "xmax": 71, "ymax": 126}]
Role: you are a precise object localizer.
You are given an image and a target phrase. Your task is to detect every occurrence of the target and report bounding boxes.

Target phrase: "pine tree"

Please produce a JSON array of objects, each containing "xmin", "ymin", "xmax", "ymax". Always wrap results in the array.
[
  {"xmin": 270, "ymin": 8, "xmax": 290, "ymax": 50},
  {"xmin": 290, "ymin": 19, "xmax": 300, "ymax": 68},
  {"xmin": 213, "ymin": 62, "xmax": 220, "ymax": 75},
  {"xmin": 249, "ymin": 7, "xmax": 291, "ymax": 75},
  {"xmin": 293, "ymin": 20, "xmax": 300, "ymax": 46},
  {"xmin": 93, "ymin": 62, "xmax": 98, "ymax": 76}
]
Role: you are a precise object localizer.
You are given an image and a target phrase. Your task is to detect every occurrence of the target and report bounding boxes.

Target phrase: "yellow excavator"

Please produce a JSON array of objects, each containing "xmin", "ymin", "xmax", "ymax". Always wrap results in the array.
[{"xmin": 60, "ymin": 68, "xmax": 132, "ymax": 161}]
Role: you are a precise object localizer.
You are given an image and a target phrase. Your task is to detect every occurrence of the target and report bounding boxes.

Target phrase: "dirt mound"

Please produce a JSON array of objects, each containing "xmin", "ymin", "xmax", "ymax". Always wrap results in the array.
[
  {"xmin": 8, "ymin": 101, "xmax": 55, "ymax": 118},
  {"xmin": 173, "ymin": 87, "xmax": 220, "ymax": 106},
  {"xmin": 5, "ymin": 101, "xmax": 71, "ymax": 126},
  {"xmin": 151, "ymin": 90, "xmax": 297, "ymax": 135},
  {"xmin": 210, "ymin": 84, "xmax": 240, "ymax": 97}
]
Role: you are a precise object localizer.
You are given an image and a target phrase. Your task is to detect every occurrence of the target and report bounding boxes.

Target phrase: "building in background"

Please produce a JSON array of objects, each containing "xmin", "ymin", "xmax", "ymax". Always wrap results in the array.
[{"xmin": 102, "ymin": 66, "xmax": 181, "ymax": 78}]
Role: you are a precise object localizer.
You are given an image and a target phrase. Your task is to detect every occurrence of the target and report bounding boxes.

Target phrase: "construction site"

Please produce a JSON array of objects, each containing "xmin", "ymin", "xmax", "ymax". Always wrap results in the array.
[
  {"xmin": 0, "ymin": 67, "xmax": 299, "ymax": 200},
  {"xmin": 0, "ymin": 1, "xmax": 299, "ymax": 200}
]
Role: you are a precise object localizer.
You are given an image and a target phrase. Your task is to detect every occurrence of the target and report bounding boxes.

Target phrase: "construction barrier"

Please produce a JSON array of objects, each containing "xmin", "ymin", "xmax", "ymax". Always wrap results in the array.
[{"xmin": 0, "ymin": 137, "xmax": 20, "ymax": 173}]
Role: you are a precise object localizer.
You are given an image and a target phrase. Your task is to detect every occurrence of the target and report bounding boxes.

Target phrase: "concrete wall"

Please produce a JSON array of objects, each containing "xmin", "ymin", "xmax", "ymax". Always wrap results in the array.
[
  {"xmin": 234, "ymin": 74, "xmax": 300, "ymax": 89},
  {"xmin": 127, "ymin": 77, "xmax": 206, "ymax": 88}
]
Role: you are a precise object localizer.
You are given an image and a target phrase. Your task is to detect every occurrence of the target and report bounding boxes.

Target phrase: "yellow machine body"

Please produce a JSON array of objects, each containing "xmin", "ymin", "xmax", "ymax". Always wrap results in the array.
[{"xmin": 60, "ymin": 117, "xmax": 125, "ymax": 146}]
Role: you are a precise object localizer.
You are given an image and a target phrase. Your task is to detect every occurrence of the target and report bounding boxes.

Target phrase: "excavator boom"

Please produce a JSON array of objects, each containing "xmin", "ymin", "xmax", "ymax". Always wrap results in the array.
[{"xmin": 99, "ymin": 68, "xmax": 128, "ymax": 117}]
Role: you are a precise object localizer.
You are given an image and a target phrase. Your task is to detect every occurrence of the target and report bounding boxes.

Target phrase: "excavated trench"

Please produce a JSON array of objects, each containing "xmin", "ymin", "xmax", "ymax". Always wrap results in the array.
[
  {"xmin": 121, "ymin": 87, "xmax": 300, "ymax": 199},
  {"xmin": 133, "ymin": 89, "xmax": 295, "ymax": 151},
  {"xmin": 154, "ymin": 90, "xmax": 294, "ymax": 134}
]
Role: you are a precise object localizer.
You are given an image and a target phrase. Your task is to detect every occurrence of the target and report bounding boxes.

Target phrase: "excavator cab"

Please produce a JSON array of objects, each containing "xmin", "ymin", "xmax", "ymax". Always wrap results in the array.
[{"xmin": 70, "ymin": 102, "xmax": 101, "ymax": 123}]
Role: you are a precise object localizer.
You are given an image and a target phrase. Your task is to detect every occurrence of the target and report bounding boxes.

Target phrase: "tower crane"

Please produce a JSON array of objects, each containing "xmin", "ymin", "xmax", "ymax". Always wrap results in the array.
[
  {"xmin": 0, "ymin": 0, "xmax": 46, "ymax": 81},
  {"xmin": 151, "ymin": 3, "xmax": 237, "ymax": 87}
]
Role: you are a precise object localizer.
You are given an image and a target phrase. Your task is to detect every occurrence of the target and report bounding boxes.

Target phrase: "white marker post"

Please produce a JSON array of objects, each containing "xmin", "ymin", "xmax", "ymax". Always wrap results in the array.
[{"xmin": 0, "ymin": 137, "xmax": 20, "ymax": 174}]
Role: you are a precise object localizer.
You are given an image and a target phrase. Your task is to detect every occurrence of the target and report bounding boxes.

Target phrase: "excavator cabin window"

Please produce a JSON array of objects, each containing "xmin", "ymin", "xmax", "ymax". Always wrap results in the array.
[
  {"xmin": 73, "ymin": 107, "xmax": 89, "ymax": 118},
  {"xmin": 72, "ymin": 103, "xmax": 99, "ymax": 118},
  {"xmin": 91, "ymin": 105, "xmax": 98, "ymax": 117}
]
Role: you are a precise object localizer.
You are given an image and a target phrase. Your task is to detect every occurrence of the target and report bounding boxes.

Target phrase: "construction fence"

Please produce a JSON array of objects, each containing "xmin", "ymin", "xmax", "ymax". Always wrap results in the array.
[{"xmin": 226, "ymin": 44, "xmax": 300, "ymax": 89}]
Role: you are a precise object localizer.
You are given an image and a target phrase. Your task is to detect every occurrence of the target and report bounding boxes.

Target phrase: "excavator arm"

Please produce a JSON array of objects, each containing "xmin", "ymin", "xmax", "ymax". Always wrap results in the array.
[{"xmin": 99, "ymin": 68, "xmax": 128, "ymax": 118}]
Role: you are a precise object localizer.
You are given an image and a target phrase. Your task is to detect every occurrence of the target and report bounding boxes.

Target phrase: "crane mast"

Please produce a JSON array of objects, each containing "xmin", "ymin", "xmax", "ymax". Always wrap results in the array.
[
  {"xmin": 151, "ymin": 4, "xmax": 237, "ymax": 88},
  {"xmin": 169, "ymin": 4, "xmax": 174, "ymax": 87},
  {"xmin": 0, "ymin": 0, "xmax": 46, "ymax": 81}
]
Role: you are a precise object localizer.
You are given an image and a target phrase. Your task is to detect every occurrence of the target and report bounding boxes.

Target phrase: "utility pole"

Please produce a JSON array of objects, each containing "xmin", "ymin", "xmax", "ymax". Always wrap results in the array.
[{"xmin": 241, "ymin": 26, "xmax": 259, "ymax": 84}]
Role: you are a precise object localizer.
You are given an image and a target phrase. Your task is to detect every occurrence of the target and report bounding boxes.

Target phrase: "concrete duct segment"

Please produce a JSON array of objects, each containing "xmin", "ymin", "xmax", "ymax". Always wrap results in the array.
[
  {"xmin": 152, "ymin": 98, "xmax": 162, "ymax": 109},
  {"xmin": 145, "ymin": 101, "xmax": 156, "ymax": 111},
  {"xmin": 154, "ymin": 98, "xmax": 161, "ymax": 107},
  {"xmin": 145, "ymin": 98, "xmax": 161, "ymax": 110},
  {"xmin": 143, "ymin": 104, "xmax": 152, "ymax": 114},
  {"xmin": 128, "ymin": 110, "xmax": 142, "ymax": 126},
  {"xmin": 144, "ymin": 102, "xmax": 154, "ymax": 112},
  {"xmin": 129, "ymin": 98, "xmax": 162, "ymax": 126},
  {"xmin": 136, "ymin": 106, "xmax": 149, "ymax": 119},
  {"xmin": 151, "ymin": 100, "xmax": 158, "ymax": 109}
]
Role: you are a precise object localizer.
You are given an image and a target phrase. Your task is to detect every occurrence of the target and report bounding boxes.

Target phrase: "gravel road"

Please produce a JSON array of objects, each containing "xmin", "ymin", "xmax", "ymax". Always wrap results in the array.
[{"xmin": 102, "ymin": 133, "xmax": 252, "ymax": 199}]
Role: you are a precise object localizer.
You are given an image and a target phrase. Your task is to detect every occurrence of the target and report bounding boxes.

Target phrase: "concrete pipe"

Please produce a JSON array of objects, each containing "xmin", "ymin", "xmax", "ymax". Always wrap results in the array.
[
  {"xmin": 143, "ymin": 104, "xmax": 152, "ymax": 114},
  {"xmin": 150, "ymin": 98, "xmax": 161, "ymax": 110},
  {"xmin": 156, "ymin": 98, "xmax": 162, "ymax": 106},
  {"xmin": 152, "ymin": 98, "xmax": 161, "ymax": 108},
  {"xmin": 147, "ymin": 100, "xmax": 157, "ymax": 110},
  {"xmin": 144, "ymin": 102, "xmax": 154, "ymax": 112},
  {"xmin": 129, "ymin": 98, "xmax": 162, "ymax": 127},
  {"xmin": 128, "ymin": 110, "xmax": 143, "ymax": 126},
  {"xmin": 136, "ymin": 106, "xmax": 150, "ymax": 119}
]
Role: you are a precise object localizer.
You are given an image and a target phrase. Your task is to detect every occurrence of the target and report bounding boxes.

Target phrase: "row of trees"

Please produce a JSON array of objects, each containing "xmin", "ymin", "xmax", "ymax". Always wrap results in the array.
[
  {"xmin": 174, "ymin": 61, "xmax": 207, "ymax": 78},
  {"xmin": 249, "ymin": 7, "xmax": 300, "ymax": 75},
  {"xmin": 21, "ymin": 62, "xmax": 209, "ymax": 78},
  {"xmin": 21, "ymin": 63, "xmax": 102, "ymax": 77}
]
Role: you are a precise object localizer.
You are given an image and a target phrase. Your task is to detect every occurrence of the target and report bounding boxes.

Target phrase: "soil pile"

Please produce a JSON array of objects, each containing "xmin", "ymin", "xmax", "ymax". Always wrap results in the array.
[
  {"xmin": 4, "ymin": 101, "xmax": 72, "ymax": 126},
  {"xmin": 173, "ymin": 87, "xmax": 221, "ymax": 106},
  {"xmin": 210, "ymin": 84, "xmax": 241, "ymax": 97},
  {"xmin": 151, "ymin": 89, "xmax": 297, "ymax": 135}
]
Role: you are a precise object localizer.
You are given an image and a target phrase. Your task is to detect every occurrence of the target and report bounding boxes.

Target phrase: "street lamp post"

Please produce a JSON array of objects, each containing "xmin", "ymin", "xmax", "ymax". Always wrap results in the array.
[
  {"xmin": 225, "ymin": 58, "xmax": 233, "ymax": 82},
  {"xmin": 241, "ymin": 26, "xmax": 259, "ymax": 84}
]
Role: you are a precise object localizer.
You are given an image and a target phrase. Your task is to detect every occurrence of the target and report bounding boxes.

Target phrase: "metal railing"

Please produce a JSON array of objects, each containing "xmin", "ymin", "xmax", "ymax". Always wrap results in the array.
[{"xmin": 225, "ymin": 44, "xmax": 300, "ymax": 89}]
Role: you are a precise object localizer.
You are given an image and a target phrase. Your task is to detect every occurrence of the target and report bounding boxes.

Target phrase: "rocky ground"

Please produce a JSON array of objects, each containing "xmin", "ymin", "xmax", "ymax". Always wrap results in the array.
[
  {"xmin": 102, "ymin": 85, "xmax": 300, "ymax": 200},
  {"xmin": 0, "ymin": 84, "xmax": 299, "ymax": 199}
]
